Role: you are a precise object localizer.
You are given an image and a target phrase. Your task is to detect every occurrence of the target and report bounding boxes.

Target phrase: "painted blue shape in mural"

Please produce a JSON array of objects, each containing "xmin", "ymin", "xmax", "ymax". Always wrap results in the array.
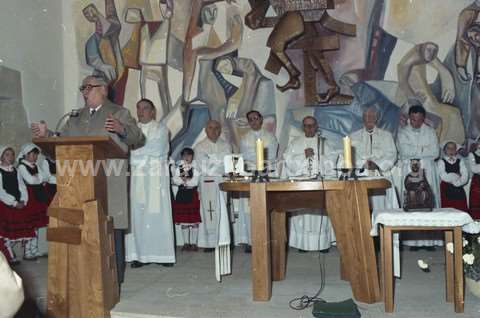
[
  {"xmin": 314, "ymin": 81, "xmax": 400, "ymax": 135},
  {"xmin": 170, "ymin": 104, "xmax": 210, "ymax": 160}
]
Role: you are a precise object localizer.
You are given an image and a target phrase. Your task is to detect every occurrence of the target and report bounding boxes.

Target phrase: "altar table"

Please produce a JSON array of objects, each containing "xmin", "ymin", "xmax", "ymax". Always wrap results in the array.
[{"xmin": 220, "ymin": 179, "xmax": 391, "ymax": 303}]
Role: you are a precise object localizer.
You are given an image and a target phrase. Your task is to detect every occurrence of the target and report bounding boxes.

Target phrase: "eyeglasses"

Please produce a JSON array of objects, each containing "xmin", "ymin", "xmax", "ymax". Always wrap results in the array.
[
  {"xmin": 247, "ymin": 116, "xmax": 262, "ymax": 122},
  {"xmin": 79, "ymin": 84, "xmax": 102, "ymax": 92}
]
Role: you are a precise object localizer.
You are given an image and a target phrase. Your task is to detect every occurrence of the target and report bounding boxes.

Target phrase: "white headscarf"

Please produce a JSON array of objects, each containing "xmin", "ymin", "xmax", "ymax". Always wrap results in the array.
[
  {"xmin": 16, "ymin": 143, "xmax": 40, "ymax": 165},
  {"xmin": 0, "ymin": 145, "xmax": 15, "ymax": 167}
]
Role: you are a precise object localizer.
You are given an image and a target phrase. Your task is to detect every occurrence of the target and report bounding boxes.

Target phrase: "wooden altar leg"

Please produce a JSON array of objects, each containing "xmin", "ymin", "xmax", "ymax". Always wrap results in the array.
[
  {"xmin": 453, "ymin": 227, "xmax": 464, "ymax": 313},
  {"xmin": 445, "ymin": 230, "xmax": 453, "ymax": 303},
  {"xmin": 349, "ymin": 181, "xmax": 381, "ymax": 303},
  {"xmin": 271, "ymin": 210, "xmax": 286, "ymax": 281},
  {"xmin": 326, "ymin": 182, "xmax": 381, "ymax": 304},
  {"xmin": 325, "ymin": 190, "xmax": 354, "ymax": 285},
  {"xmin": 250, "ymin": 183, "xmax": 272, "ymax": 301},
  {"xmin": 339, "ymin": 256, "xmax": 349, "ymax": 281}
]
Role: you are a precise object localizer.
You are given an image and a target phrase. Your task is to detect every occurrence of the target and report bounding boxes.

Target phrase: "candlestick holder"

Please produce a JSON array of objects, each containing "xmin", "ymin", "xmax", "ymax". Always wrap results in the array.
[
  {"xmin": 251, "ymin": 169, "xmax": 269, "ymax": 183},
  {"xmin": 337, "ymin": 168, "xmax": 359, "ymax": 181}
]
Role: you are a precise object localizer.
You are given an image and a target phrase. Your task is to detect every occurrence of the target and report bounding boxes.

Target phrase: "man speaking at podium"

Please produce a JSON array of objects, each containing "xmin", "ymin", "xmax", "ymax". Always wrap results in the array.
[{"xmin": 31, "ymin": 75, "xmax": 145, "ymax": 287}]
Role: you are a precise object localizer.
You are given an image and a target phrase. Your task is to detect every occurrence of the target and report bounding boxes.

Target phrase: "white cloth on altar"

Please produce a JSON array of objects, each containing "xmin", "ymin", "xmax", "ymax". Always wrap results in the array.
[
  {"xmin": 371, "ymin": 208, "xmax": 480, "ymax": 277},
  {"xmin": 194, "ymin": 138, "xmax": 232, "ymax": 248},
  {"xmin": 283, "ymin": 135, "xmax": 336, "ymax": 251},
  {"xmin": 396, "ymin": 123, "xmax": 442, "ymax": 247},
  {"xmin": 126, "ymin": 120, "xmax": 175, "ymax": 264},
  {"xmin": 351, "ymin": 127, "xmax": 399, "ymax": 210}
]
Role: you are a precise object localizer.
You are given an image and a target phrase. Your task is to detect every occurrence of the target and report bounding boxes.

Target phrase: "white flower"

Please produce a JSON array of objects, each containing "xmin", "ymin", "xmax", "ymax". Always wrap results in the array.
[
  {"xmin": 463, "ymin": 238, "xmax": 468, "ymax": 247},
  {"xmin": 417, "ymin": 259, "xmax": 429, "ymax": 269},
  {"xmin": 463, "ymin": 253, "xmax": 475, "ymax": 265},
  {"xmin": 446, "ymin": 242, "xmax": 454, "ymax": 254}
]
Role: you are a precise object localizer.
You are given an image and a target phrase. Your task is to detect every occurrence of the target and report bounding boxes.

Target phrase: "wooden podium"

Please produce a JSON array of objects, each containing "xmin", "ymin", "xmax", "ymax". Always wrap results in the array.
[{"xmin": 33, "ymin": 136, "xmax": 127, "ymax": 318}]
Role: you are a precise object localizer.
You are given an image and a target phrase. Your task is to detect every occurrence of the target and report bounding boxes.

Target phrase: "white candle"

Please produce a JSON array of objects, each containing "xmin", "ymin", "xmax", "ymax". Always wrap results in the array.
[
  {"xmin": 343, "ymin": 136, "xmax": 352, "ymax": 169},
  {"xmin": 256, "ymin": 138, "xmax": 264, "ymax": 171}
]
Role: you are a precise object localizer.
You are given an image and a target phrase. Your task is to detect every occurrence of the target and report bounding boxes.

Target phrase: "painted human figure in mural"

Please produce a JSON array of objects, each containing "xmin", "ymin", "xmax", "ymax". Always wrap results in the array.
[
  {"xmin": 245, "ymin": 0, "xmax": 356, "ymax": 103},
  {"xmin": 439, "ymin": 0, "xmax": 480, "ymax": 143},
  {"xmin": 182, "ymin": 0, "xmax": 242, "ymax": 105},
  {"xmin": 82, "ymin": 0, "xmax": 127, "ymax": 105},
  {"xmin": 125, "ymin": 0, "xmax": 174, "ymax": 119},
  {"xmin": 396, "ymin": 42, "xmax": 465, "ymax": 144}
]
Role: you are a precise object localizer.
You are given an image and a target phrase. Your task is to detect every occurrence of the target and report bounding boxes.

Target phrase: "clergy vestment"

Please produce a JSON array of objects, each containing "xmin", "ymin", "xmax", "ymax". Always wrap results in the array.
[
  {"xmin": 350, "ymin": 127, "xmax": 399, "ymax": 210},
  {"xmin": 194, "ymin": 137, "xmax": 232, "ymax": 248},
  {"xmin": 125, "ymin": 121, "xmax": 175, "ymax": 264},
  {"xmin": 397, "ymin": 122, "xmax": 442, "ymax": 246},
  {"xmin": 283, "ymin": 135, "xmax": 336, "ymax": 251},
  {"xmin": 234, "ymin": 128, "xmax": 278, "ymax": 245}
]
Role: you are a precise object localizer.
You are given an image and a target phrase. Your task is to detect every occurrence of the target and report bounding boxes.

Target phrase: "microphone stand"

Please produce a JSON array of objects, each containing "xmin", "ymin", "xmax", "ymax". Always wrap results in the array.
[
  {"xmin": 54, "ymin": 109, "xmax": 80, "ymax": 136},
  {"xmin": 316, "ymin": 131, "xmax": 324, "ymax": 181}
]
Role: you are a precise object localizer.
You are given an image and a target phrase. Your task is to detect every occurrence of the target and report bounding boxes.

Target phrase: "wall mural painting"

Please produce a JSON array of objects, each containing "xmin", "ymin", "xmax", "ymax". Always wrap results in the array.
[{"xmin": 74, "ymin": 0, "xmax": 480, "ymax": 154}]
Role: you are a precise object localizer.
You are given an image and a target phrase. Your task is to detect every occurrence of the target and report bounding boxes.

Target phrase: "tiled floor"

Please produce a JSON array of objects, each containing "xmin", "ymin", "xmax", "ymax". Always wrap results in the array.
[{"xmin": 13, "ymin": 247, "xmax": 480, "ymax": 318}]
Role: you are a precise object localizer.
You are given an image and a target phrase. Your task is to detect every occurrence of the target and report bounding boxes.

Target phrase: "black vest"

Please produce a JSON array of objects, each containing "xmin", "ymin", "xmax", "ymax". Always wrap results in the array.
[
  {"xmin": 0, "ymin": 168, "xmax": 21, "ymax": 202},
  {"xmin": 474, "ymin": 152, "xmax": 480, "ymax": 165},
  {"xmin": 20, "ymin": 161, "xmax": 48, "ymax": 203},
  {"xmin": 442, "ymin": 158, "xmax": 465, "ymax": 199}
]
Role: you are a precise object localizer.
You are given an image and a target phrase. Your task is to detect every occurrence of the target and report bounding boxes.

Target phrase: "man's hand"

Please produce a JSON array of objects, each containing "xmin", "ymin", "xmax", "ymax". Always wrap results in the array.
[
  {"xmin": 365, "ymin": 160, "xmax": 379, "ymax": 171},
  {"xmin": 105, "ymin": 114, "xmax": 126, "ymax": 136},
  {"xmin": 31, "ymin": 121, "xmax": 48, "ymax": 138},
  {"xmin": 15, "ymin": 202, "xmax": 25, "ymax": 209},
  {"xmin": 304, "ymin": 148, "xmax": 315, "ymax": 158}
]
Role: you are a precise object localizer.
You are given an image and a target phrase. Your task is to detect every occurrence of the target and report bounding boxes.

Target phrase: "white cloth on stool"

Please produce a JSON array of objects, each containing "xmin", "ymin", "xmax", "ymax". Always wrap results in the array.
[{"xmin": 371, "ymin": 208, "xmax": 479, "ymax": 277}]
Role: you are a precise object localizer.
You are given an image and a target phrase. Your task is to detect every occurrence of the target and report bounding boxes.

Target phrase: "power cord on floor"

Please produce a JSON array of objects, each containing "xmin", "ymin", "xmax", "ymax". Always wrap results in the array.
[
  {"xmin": 289, "ymin": 167, "xmax": 328, "ymax": 310},
  {"xmin": 288, "ymin": 252, "xmax": 327, "ymax": 310}
]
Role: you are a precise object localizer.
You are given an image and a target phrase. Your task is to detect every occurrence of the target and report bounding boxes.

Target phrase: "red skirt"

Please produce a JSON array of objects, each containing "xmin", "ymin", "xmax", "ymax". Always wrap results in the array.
[
  {"xmin": 26, "ymin": 184, "xmax": 54, "ymax": 228},
  {"xmin": 469, "ymin": 174, "xmax": 480, "ymax": 219},
  {"xmin": 0, "ymin": 201, "xmax": 36, "ymax": 240},
  {"xmin": 172, "ymin": 189, "xmax": 201, "ymax": 224},
  {"xmin": 440, "ymin": 181, "xmax": 468, "ymax": 212}
]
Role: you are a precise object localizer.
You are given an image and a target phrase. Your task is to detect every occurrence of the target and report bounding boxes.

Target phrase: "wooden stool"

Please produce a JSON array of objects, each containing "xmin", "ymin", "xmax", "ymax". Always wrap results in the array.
[{"xmin": 380, "ymin": 224, "xmax": 464, "ymax": 313}]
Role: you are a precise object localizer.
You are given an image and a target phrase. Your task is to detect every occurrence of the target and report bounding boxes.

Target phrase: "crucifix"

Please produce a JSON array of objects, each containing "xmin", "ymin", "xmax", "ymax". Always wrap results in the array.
[{"xmin": 208, "ymin": 201, "xmax": 215, "ymax": 221}]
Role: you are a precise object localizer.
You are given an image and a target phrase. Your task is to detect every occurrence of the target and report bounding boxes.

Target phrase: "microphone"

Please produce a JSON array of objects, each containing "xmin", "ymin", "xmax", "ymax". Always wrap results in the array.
[{"xmin": 54, "ymin": 109, "xmax": 81, "ymax": 136}]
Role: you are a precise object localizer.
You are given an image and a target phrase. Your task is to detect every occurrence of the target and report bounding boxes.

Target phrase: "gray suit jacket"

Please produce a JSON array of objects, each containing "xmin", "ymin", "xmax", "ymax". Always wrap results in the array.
[{"xmin": 60, "ymin": 100, "xmax": 145, "ymax": 229}]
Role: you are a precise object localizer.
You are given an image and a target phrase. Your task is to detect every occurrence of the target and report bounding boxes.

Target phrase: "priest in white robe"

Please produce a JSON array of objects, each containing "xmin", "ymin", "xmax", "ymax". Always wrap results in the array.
[
  {"xmin": 283, "ymin": 116, "xmax": 337, "ymax": 252},
  {"xmin": 351, "ymin": 107, "xmax": 399, "ymax": 210},
  {"xmin": 194, "ymin": 120, "xmax": 232, "ymax": 250},
  {"xmin": 235, "ymin": 111, "xmax": 278, "ymax": 249},
  {"xmin": 126, "ymin": 99, "xmax": 175, "ymax": 267},
  {"xmin": 396, "ymin": 105, "xmax": 442, "ymax": 247}
]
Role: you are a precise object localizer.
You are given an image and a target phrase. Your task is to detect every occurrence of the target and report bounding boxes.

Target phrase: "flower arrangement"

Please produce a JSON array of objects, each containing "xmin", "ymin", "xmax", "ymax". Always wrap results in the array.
[{"xmin": 463, "ymin": 233, "xmax": 480, "ymax": 282}]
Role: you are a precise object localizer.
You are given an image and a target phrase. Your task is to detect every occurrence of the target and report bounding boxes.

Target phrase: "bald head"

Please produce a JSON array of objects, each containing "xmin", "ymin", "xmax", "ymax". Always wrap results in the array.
[{"xmin": 205, "ymin": 120, "xmax": 221, "ymax": 142}]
